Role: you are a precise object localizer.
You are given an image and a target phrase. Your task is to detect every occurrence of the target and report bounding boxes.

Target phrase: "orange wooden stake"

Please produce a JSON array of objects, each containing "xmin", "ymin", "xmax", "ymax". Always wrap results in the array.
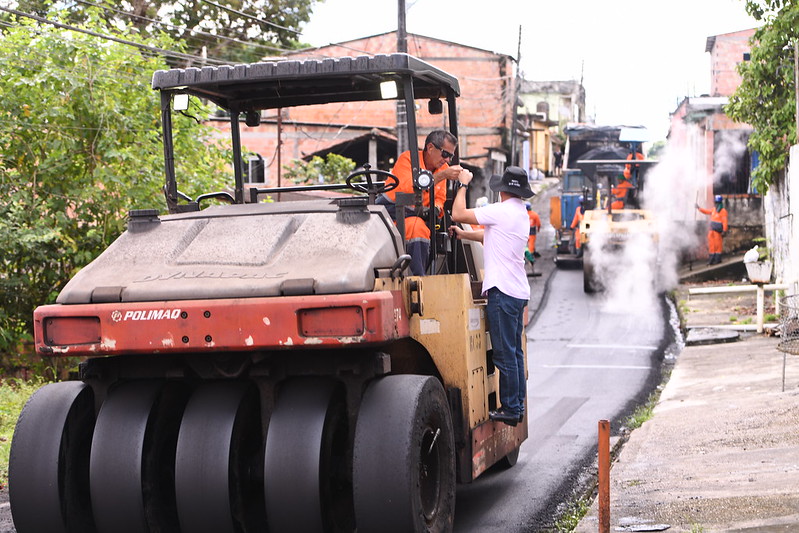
[{"xmin": 598, "ymin": 419, "xmax": 610, "ymax": 533}]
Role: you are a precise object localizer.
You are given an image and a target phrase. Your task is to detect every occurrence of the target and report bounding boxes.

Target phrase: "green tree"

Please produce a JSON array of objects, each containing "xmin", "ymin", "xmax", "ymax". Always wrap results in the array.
[
  {"xmin": 647, "ymin": 140, "xmax": 666, "ymax": 160},
  {"xmin": 0, "ymin": 13, "xmax": 230, "ymax": 368},
  {"xmin": 726, "ymin": 0, "xmax": 799, "ymax": 193},
  {"xmin": 283, "ymin": 153, "xmax": 357, "ymax": 185},
  {"xmin": 12, "ymin": 0, "xmax": 319, "ymax": 64}
]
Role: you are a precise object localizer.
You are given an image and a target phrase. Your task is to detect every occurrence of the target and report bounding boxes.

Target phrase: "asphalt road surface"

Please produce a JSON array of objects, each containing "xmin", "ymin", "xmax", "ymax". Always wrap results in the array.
[
  {"xmin": 452, "ymin": 265, "xmax": 673, "ymax": 532},
  {"xmin": 452, "ymin": 176, "xmax": 675, "ymax": 532}
]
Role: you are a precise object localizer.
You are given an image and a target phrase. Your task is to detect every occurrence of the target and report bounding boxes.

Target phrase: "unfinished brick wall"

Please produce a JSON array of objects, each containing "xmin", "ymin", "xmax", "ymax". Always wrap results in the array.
[
  {"xmin": 206, "ymin": 32, "xmax": 514, "ymax": 186},
  {"xmin": 708, "ymin": 29, "xmax": 755, "ymax": 97}
]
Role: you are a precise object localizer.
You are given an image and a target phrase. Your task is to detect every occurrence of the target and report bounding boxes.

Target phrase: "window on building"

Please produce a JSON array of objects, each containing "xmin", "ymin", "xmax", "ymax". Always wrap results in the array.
[
  {"xmin": 244, "ymin": 154, "xmax": 265, "ymax": 184},
  {"xmin": 713, "ymin": 130, "xmax": 751, "ymax": 195}
]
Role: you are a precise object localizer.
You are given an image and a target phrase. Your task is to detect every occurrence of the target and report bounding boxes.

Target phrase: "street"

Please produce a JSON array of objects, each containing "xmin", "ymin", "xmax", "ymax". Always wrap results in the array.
[
  {"xmin": 454, "ymin": 266, "xmax": 673, "ymax": 532},
  {"xmin": 452, "ymin": 178, "xmax": 675, "ymax": 532}
]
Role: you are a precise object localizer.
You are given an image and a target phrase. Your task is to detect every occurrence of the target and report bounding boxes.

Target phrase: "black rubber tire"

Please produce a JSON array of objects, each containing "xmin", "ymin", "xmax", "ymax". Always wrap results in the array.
[
  {"xmin": 353, "ymin": 375, "xmax": 456, "ymax": 533},
  {"xmin": 264, "ymin": 378, "xmax": 345, "ymax": 533},
  {"xmin": 583, "ymin": 248, "xmax": 598, "ymax": 293},
  {"xmin": 89, "ymin": 381, "xmax": 187, "ymax": 533},
  {"xmin": 497, "ymin": 446, "xmax": 521, "ymax": 469},
  {"xmin": 175, "ymin": 382, "xmax": 264, "ymax": 533},
  {"xmin": 9, "ymin": 381, "xmax": 96, "ymax": 533}
]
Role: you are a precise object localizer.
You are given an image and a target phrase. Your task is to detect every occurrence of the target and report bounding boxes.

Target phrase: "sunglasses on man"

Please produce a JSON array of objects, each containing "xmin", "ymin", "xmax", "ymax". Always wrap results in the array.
[{"xmin": 431, "ymin": 143, "xmax": 454, "ymax": 160}]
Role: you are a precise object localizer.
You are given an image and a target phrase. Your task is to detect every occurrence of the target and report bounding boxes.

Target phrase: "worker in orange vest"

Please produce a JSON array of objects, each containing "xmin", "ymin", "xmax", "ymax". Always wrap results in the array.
[
  {"xmin": 570, "ymin": 196, "xmax": 585, "ymax": 258},
  {"xmin": 609, "ymin": 174, "xmax": 633, "ymax": 210},
  {"xmin": 377, "ymin": 129, "xmax": 462, "ymax": 275},
  {"xmin": 525, "ymin": 202, "xmax": 541, "ymax": 263},
  {"xmin": 696, "ymin": 195, "xmax": 729, "ymax": 265},
  {"xmin": 623, "ymin": 147, "xmax": 644, "ymax": 179}
]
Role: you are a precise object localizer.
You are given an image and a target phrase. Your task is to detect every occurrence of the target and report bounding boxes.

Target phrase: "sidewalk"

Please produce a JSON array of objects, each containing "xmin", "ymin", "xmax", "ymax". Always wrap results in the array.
[{"xmin": 574, "ymin": 284, "xmax": 799, "ymax": 533}]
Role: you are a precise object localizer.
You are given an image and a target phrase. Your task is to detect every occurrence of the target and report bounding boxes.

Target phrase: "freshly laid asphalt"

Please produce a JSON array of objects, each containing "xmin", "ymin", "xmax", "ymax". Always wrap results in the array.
[{"xmin": 574, "ymin": 277, "xmax": 799, "ymax": 532}]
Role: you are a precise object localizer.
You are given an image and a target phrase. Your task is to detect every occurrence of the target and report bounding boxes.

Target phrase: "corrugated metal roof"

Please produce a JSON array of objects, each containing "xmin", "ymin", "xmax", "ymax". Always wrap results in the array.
[{"xmin": 152, "ymin": 53, "xmax": 460, "ymax": 111}]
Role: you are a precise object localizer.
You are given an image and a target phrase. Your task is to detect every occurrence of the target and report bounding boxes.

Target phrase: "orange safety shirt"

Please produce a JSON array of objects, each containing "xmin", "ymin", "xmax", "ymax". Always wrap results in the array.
[
  {"xmin": 570, "ymin": 206, "xmax": 583, "ymax": 249},
  {"xmin": 527, "ymin": 209, "xmax": 541, "ymax": 253},
  {"xmin": 610, "ymin": 179, "xmax": 633, "ymax": 209},
  {"xmin": 528, "ymin": 209, "xmax": 541, "ymax": 234},
  {"xmin": 623, "ymin": 152, "xmax": 644, "ymax": 179},
  {"xmin": 698, "ymin": 206, "xmax": 728, "ymax": 231},
  {"xmin": 384, "ymin": 150, "xmax": 448, "ymax": 212}
]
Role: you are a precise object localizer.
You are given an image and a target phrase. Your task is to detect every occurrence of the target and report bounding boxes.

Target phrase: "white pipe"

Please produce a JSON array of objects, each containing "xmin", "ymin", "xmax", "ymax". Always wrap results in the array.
[
  {"xmin": 688, "ymin": 283, "xmax": 789, "ymax": 295},
  {"xmin": 688, "ymin": 282, "xmax": 795, "ymax": 335},
  {"xmin": 690, "ymin": 323, "xmax": 779, "ymax": 331}
]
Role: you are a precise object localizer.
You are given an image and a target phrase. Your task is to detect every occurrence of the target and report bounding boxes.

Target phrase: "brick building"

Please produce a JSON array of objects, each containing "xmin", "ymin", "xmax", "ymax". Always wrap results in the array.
[
  {"xmin": 668, "ymin": 28, "xmax": 760, "ymax": 255},
  {"xmin": 212, "ymin": 32, "xmax": 516, "ymax": 200},
  {"xmin": 707, "ymin": 29, "xmax": 753, "ymax": 97},
  {"xmin": 517, "ymin": 80, "xmax": 586, "ymax": 176}
]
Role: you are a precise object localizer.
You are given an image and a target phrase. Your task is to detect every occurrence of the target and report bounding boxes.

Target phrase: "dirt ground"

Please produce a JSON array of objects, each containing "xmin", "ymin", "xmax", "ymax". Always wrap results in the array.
[{"xmin": 677, "ymin": 279, "xmax": 781, "ymax": 331}]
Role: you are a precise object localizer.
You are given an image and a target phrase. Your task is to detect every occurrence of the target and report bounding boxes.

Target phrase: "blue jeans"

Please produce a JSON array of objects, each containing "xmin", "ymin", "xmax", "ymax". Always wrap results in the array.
[{"xmin": 486, "ymin": 287, "xmax": 527, "ymax": 415}]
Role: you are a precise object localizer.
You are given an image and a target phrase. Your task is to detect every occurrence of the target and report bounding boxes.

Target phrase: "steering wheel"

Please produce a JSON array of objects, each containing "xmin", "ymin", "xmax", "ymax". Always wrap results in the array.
[{"xmin": 345, "ymin": 164, "xmax": 399, "ymax": 198}]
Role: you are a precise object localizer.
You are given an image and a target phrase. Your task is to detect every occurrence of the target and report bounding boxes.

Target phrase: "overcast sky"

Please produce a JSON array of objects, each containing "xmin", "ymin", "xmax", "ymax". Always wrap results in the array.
[{"xmin": 300, "ymin": 0, "xmax": 759, "ymax": 142}]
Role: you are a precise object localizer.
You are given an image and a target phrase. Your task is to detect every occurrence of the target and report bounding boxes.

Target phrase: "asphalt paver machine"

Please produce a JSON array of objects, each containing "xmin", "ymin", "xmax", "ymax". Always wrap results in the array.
[
  {"xmin": 574, "ymin": 127, "xmax": 660, "ymax": 293},
  {"xmin": 9, "ymin": 53, "xmax": 527, "ymax": 533}
]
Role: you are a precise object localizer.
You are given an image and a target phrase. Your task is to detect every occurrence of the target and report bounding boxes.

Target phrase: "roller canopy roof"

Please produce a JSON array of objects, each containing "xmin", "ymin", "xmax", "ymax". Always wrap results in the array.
[{"xmin": 151, "ymin": 53, "xmax": 460, "ymax": 111}]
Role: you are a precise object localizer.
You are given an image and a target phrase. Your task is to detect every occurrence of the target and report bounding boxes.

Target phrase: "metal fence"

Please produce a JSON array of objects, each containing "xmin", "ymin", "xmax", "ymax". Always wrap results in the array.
[
  {"xmin": 778, "ymin": 294, "xmax": 799, "ymax": 356},
  {"xmin": 778, "ymin": 294, "xmax": 799, "ymax": 392}
]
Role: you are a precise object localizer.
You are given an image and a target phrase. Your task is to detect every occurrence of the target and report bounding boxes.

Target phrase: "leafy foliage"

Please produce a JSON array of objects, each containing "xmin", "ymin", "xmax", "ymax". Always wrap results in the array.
[
  {"xmin": 283, "ymin": 153, "xmax": 357, "ymax": 185},
  {"xmin": 0, "ymin": 377, "xmax": 49, "ymax": 488},
  {"xmin": 647, "ymin": 140, "xmax": 666, "ymax": 159},
  {"xmin": 554, "ymin": 496, "xmax": 591, "ymax": 532},
  {"xmin": 726, "ymin": 0, "xmax": 799, "ymax": 193},
  {"xmin": 0, "ymin": 14, "xmax": 230, "ymax": 367},
  {"xmin": 13, "ymin": 0, "xmax": 319, "ymax": 64}
]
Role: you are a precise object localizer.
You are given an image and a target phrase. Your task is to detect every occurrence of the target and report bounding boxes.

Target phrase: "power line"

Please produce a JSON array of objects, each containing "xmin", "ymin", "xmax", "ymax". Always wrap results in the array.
[
  {"xmin": 0, "ymin": 21, "xmax": 187, "ymax": 85},
  {"xmin": 0, "ymin": 117, "xmax": 160, "ymax": 133},
  {"xmin": 72, "ymin": 0, "xmax": 293, "ymax": 55},
  {"xmin": 0, "ymin": 47, "xmax": 157, "ymax": 84},
  {"xmin": 0, "ymin": 5, "xmax": 230, "ymax": 66},
  {"xmin": 198, "ymin": 0, "xmax": 300, "ymax": 35}
]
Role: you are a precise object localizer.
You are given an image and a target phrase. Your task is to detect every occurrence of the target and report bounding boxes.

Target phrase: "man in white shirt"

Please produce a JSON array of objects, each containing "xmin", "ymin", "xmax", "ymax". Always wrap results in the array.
[{"xmin": 450, "ymin": 166, "xmax": 533, "ymax": 426}]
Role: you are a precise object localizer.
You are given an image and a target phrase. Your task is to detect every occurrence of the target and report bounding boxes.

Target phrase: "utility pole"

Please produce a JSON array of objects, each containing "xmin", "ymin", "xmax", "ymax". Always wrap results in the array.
[
  {"xmin": 795, "ymin": 39, "xmax": 798, "ymax": 142},
  {"xmin": 396, "ymin": 0, "xmax": 408, "ymax": 156},
  {"xmin": 509, "ymin": 26, "xmax": 522, "ymax": 166}
]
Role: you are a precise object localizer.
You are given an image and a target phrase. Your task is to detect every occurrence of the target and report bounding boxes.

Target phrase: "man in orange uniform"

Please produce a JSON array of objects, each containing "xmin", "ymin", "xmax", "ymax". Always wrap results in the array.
[
  {"xmin": 570, "ymin": 196, "xmax": 585, "ymax": 258},
  {"xmin": 377, "ymin": 130, "xmax": 462, "ymax": 275},
  {"xmin": 623, "ymin": 147, "xmax": 644, "ymax": 179},
  {"xmin": 696, "ymin": 195, "xmax": 729, "ymax": 265},
  {"xmin": 525, "ymin": 202, "xmax": 541, "ymax": 263},
  {"xmin": 609, "ymin": 175, "xmax": 633, "ymax": 210}
]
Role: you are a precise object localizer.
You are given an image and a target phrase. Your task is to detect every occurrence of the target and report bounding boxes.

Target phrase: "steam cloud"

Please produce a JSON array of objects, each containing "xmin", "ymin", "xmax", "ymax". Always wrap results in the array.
[
  {"xmin": 713, "ymin": 130, "xmax": 748, "ymax": 186},
  {"xmin": 589, "ymin": 122, "xmax": 717, "ymax": 312}
]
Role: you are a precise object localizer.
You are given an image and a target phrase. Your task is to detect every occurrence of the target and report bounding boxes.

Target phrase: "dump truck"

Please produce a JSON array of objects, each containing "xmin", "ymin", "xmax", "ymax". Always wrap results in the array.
[
  {"xmin": 9, "ymin": 53, "xmax": 527, "ymax": 533},
  {"xmin": 550, "ymin": 168, "xmax": 591, "ymax": 266}
]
